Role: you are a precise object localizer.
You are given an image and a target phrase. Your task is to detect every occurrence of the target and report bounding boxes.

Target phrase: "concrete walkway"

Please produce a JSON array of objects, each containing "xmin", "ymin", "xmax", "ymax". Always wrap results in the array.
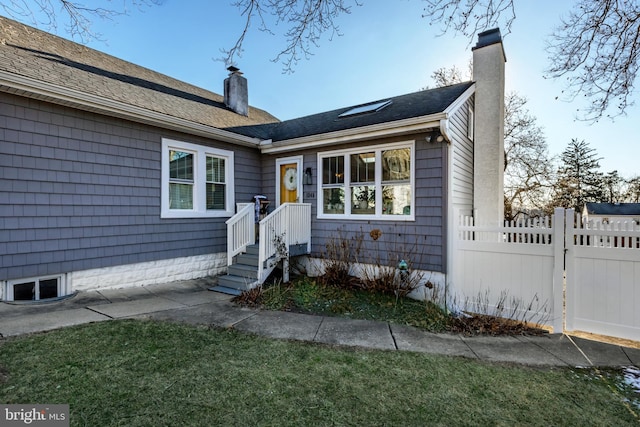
[{"xmin": 1, "ymin": 278, "xmax": 639, "ymax": 368}]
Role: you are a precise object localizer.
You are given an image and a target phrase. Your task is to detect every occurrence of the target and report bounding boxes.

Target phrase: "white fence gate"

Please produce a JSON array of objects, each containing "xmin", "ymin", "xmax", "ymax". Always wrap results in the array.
[{"xmin": 452, "ymin": 208, "xmax": 640, "ymax": 342}]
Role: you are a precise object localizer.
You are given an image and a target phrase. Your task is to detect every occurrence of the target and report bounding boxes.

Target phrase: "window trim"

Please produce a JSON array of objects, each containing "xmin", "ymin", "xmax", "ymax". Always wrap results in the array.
[
  {"xmin": 161, "ymin": 138, "xmax": 235, "ymax": 218},
  {"xmin": 317, "ymin": 141, "xmax": 415, "ymax": 221},
  {"xmin": 467, "ymin": 105, "xmax": 475, "ymax": 140}
]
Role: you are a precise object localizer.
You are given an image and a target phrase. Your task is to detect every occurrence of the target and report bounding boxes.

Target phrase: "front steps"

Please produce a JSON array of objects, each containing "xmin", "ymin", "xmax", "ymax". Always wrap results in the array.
[{"xmin": 210, "ymin": 244, "xmax": 262, "ymax": 295}]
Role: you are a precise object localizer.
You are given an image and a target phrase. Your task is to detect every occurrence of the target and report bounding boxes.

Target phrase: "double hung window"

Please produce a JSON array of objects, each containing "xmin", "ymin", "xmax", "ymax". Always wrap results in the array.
[{"xmin": 162, "ymin": 139, "xmax": 234, "ymax": 218}]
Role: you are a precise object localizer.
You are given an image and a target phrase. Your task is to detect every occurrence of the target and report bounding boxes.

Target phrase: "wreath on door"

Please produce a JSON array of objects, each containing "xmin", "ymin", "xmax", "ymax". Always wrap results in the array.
[{"xmin": 284, "ymin": 168, "xmax": 297, "ymax": 191}]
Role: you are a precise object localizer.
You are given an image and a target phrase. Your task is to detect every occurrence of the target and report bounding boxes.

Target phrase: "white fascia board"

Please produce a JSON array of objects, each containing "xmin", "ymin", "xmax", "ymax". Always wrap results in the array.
[
  {"xmin": 440, "ymin": 84, "xmax": 475, "ymax": 143},
  {"xmin": 0, "ymin": 71, "xmax": 262, "ymax": 147},
  {"xmin": 259, "ymin": 113, "xmax": 447, "ymax": 154},
  {"xmin": 444, "ymin": 84, "xmax": 476, "ymax": 116}
]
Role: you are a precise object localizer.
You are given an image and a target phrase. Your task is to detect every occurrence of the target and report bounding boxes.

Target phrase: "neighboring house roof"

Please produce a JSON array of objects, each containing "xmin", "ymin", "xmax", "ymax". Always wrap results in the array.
[
  {"xmin": 0, "ymin": 16, "xmax": 278, "ymax": 136},
  {"xmin": 584, "ymin": 202, "xmax": 640, "ymax": 216},
  {"xmin": 225, "ymin": 82, "xmax": 474, "ymax": 142}
]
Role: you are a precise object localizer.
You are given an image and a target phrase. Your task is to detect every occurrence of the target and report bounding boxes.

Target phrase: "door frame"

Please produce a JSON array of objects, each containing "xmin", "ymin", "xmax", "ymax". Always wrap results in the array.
[{"xmin": 275, "ymin": 156, "xmax": 303, "ymax": 207}]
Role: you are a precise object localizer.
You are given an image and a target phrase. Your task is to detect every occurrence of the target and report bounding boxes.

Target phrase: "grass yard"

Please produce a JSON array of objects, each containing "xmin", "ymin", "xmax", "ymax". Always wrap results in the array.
[
  {"xmin": 235, "ymin": 277, "xmax": 450, "ymax": 331},
  {"xmin": 1, "ymin": 319, "xmax": 638, "ymax": 426}
]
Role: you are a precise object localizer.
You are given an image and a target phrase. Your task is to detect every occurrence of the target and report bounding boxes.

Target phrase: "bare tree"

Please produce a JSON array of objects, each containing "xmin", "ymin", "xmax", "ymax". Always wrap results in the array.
[
  {"xmin": 430, "ymin": 64, "xmax": 465, "ymax": 87},
  {"xmin": 545, "ymin": 0, "xmax": 640, "ymax": 122},
  {"xmin": 225, "ymin": 0, "xmax": 360, "ymax": 72},
  {"xmin": 429, "ymin": 66, "xmax": 554, "ymax": 220},
  {"xmin": 423, "ymin": 0, "xmax": 516, "ymax": 40},
  {"xmin": 503, "ymin": 92, "xmax": 554, "ymax": 220},
  {"xmin": 423, "ymin": 0, "xmax": 640, "ymax": 122},
  {"xmin": 624, "ymin": 176, "xmax": 640, "ymax": 202},
  {"xmin": 0, "ymin": 0, "xmax": 160, "ymax": 43}
]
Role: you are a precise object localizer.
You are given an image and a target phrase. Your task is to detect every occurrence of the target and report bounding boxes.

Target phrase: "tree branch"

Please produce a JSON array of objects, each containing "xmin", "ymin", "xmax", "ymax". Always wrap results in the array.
[
  {"xmin": 223, "ymin": 0, "xmax": 360, "ymax": 73},
  {"xmin": 422, "ymin": 0, "xmax": 516, "ymax": 42},
  {"xmin": 0, "ymin": 0, "xmax": 161, "ymax": 43},
  {"xmin": 545, "ymin": 0, "xmax": 640, "ymax": 121}
]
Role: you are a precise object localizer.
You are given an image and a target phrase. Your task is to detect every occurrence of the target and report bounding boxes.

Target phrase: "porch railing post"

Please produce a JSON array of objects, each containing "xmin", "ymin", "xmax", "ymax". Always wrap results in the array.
[{"xmin": 282, "ymin": 204, "xmax": 291, "ymax": 283}]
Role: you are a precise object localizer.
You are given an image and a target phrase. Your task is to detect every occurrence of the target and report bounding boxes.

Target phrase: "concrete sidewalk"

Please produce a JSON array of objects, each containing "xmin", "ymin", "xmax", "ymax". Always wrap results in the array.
[{"xmin": 1, "ymin": 278, "xmax": 639, "ymax": 368}]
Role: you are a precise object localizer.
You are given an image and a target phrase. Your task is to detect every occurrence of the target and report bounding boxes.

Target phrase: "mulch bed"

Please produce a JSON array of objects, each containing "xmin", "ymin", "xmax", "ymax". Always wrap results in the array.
[{"xmin": 447, "ymin": 313, "xmax": 549, "ymax": 336}]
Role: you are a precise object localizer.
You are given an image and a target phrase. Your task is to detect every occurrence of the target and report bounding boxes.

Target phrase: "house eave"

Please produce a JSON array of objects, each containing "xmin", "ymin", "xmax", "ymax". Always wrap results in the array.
[
  {"xmin": 440, "ymin": 84, "xmax": 476, "ymax": 142},
  {"xmin": 259, "ymin": 113, "xmax": 448, "ymax": 154},
  {"xmin": 444, "ymin": 84, "xmax": 476, "ymax": 115},
  {"xmin": 0, "ymin": 70, "xmax": 262, "ymax": 147}
]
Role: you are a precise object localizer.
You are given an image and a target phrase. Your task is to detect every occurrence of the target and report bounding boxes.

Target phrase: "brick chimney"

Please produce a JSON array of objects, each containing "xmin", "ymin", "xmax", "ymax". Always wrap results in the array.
[
  {"xmin": 224, "ymin": 66, "xmax": 248, "ymax": 116},
  {"xmin": 472, "ymin": 28, "xmax": 506, "ymax": 225}
]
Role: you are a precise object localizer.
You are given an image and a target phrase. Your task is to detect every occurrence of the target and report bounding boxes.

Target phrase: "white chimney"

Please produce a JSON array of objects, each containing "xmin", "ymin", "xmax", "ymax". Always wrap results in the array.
[
  {"xmin": 472, "ymin": 28, "xmax": 506, "ymax": 226},
  {"xmin": 224, "ymin": 66, "xmax": 249, "ymax": 116}
]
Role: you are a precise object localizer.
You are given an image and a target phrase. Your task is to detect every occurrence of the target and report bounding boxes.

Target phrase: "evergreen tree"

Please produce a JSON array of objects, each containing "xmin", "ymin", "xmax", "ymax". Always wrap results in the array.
[
  {"xmin": 602, "ymin": 170, "xmax": 624, "ymax": 203},
  {"xmin": 551, "ymin": 139, "xmax": 604, "ymax": 211}
]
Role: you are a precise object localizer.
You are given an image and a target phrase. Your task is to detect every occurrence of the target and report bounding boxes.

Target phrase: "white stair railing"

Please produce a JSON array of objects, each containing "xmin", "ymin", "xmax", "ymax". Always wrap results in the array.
[
  {"xmin": 258, "ymin": 203, "xmax": 311, "ymax": 284},
  {"xmin": 225, "ymin": 203, "xmax": 255, "ymax": 266}
]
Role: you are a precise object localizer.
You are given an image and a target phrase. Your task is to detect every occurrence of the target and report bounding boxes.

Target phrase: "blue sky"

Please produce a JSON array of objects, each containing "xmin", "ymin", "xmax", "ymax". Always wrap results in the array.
[{"xmin": 5, "ymin": 0, "xmax": 639, "ymax": 177}]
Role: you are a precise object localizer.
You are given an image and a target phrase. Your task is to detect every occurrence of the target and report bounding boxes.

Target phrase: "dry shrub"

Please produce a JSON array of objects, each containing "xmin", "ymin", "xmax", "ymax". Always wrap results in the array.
[
  {"xmin": 232, "ymin": 286, "xmax": 264, "ymax": 307},
  {"xmin": 319, "ymin": 227, "xmax": 362, "ymax": 289},
  {"xmin": 448, "ymin": 314, "xmax": 548, "ymax": 336},
  {"xmin": 318, "ymin": 225, "xmax": 425, "ymax": 297},
  {"xmin": 359, "ymin": 264, "xmax": 421, "ymax": 297},
  {"xmin": 448, "ymin": 290, "xmax": 551, "ymax": 336}
]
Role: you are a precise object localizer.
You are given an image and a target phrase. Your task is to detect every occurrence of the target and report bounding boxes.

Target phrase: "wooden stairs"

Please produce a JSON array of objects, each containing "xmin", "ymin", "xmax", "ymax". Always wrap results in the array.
[{"xmin": 210, "ymin": 244, "xmax": 265, "ymax": 295}]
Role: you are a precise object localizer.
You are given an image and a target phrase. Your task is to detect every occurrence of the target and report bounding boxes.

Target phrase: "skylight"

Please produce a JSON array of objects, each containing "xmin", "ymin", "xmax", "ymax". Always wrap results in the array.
[{"xmin": 338, "ymin": 100, "xmax": 392, "ymax": 118}]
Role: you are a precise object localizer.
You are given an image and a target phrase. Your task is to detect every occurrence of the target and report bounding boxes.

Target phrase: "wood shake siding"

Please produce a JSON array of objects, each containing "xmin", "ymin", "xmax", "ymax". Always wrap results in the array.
[{"xmin": 0, "ymin": 93, "xmax": 261, "ymax": 281}]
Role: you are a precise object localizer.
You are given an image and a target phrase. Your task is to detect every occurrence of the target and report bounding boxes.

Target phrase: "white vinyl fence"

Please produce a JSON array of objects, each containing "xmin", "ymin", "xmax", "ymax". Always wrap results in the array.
[
  {"xmin": 566, "ymin": 212, "xmax": 640, "ymax": 341},
  {"xmin": 451, "ymin": 208, "xmax": 640, "ymax": 342}
]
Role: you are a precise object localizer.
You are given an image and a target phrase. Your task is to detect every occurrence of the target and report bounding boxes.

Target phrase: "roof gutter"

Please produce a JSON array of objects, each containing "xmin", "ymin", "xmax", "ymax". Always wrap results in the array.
[
  {"xmin": 0, "ymin": 70, "xmax": 262, "ymax": 147},
  {"xmin": 259, "ymin": 113, "xmax": 448, "ymax": 154}
]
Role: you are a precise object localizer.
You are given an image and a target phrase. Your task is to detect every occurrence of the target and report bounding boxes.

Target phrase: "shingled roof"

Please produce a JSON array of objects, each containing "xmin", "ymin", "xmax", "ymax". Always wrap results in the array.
[
  {"xmin": 226, "ymin": 82, "xmax": 474, "ymax": 142},
  {"xmin": 1, "ymin": 15, "xmax": 473, "ymax": 145},
  {"xmin": 0, "ymin": 16, "xmax": 278, "ymax": 130},
  {"xmin": 585, "ymin": 202, "xmax": 640, "ymax": 216}
]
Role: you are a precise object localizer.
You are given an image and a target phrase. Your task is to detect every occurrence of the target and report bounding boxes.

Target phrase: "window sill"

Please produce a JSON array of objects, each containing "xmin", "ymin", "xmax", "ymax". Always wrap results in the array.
[
  {"xmin": 161, "ymin": 210, "xmax": 234, "ymax": 219},
  {"xmin": 317, "ymin": 213, "xmax": 415, "ymax": 221}
]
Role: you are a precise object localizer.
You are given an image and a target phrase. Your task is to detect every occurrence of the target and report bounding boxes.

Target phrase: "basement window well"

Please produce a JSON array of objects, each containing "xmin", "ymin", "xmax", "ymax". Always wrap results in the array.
[{"xmin": 3, "ymin": 275, "xmax": 70, "ymax": 303}]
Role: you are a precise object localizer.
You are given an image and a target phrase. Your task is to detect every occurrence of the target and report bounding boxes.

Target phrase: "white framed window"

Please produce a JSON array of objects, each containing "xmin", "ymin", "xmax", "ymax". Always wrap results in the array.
[
  {"xmin": 161, "ymin": 138, "xmax": 235, "ymax": 218},
  {"xmin": 4, "ymin": 275, "xmax": 68, "ymax": 302},
  {"xmin": 317, "ymin": 141, "xmax": 415, "ymax": 220}
]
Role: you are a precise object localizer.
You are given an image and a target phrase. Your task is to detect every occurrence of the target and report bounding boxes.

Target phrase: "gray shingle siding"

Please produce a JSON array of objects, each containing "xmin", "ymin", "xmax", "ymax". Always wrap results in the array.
[
  {"xmin": 0, "ymin": 92, "xmax": 261, "ymax": 281},
  {"xmin": 260, "ymin": 133, "xmax": 446, "ymax": 273}
]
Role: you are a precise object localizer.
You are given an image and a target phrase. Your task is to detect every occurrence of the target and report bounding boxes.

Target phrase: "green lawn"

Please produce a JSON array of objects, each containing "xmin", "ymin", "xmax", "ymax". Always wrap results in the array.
[
  {"xmin": 0, "ymin": 319, "xmax": 638, "ymax": 426},
  {"xmin": 248, "ymin": 277, "xmax": 451, "ymax": 331},
  {"xmin": 236, "ymin": 277, "xmax": 546, "ymax": 335}
]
